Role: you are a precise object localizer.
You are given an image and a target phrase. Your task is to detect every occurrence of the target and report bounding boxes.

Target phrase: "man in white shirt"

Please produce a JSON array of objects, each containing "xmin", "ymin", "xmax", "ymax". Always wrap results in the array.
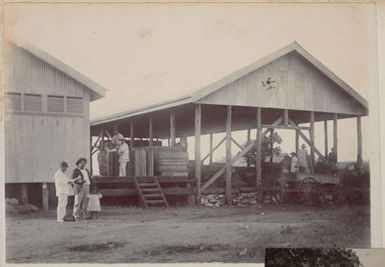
[
  {"xmin": 54, "ymin": 161, "xmax": 78, "ymax": 222},
  {"xmin": 72, "ymin": 158, "xmax": 92, "ymax": 220},
  {"xmin": 117, "ymin": 138, "xmax": 129, "ymax": 176}
]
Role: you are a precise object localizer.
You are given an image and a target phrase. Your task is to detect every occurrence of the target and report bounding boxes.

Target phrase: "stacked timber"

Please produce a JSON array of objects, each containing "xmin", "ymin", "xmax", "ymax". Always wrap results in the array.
[{"xmin": 154, "ymin": 146, "xmax": 188, "ymax": 177}]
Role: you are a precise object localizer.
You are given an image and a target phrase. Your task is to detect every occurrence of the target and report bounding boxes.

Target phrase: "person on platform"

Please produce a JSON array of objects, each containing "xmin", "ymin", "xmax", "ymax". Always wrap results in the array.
[
  {"xmin": 54, "ymin": 161, "xmax": 79, "ymax": 222},
  {"xmin": 111, "ymin": 126, "xmax": 124, "ymax": 149},
  {"xmin": 297, "ymin": 144, "xmax": 310, "ymax": 173},
  {"xmin": 116, "ymin": 138, "xmax": 130, "ymax": 176},
  {"xmin": 72, "ymin": 158, "xmax": 92, "ymax": 220}
]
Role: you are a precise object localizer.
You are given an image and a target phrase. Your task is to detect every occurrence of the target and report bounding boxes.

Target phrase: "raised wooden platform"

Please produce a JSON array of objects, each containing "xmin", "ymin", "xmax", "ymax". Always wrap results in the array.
[{"xmin": 92, "ymin": 176, "xmax": 195, "ymax": 197}]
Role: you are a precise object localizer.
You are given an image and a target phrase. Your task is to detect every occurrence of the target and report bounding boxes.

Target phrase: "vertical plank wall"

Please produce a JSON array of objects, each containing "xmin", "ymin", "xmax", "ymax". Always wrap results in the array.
[{"xmin": 4, "ymin": 43, "xmax": 91, "ymax": 183}]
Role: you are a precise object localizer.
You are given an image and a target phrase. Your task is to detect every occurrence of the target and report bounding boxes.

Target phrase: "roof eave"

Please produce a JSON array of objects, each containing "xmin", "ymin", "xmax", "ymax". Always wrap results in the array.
[{"xmin": 11, "ymin": 40, "xmax": 107, "ymax": 102}]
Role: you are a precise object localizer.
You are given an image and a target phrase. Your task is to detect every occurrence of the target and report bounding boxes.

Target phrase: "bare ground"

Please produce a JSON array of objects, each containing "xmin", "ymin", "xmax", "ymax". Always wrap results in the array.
[{"xmin": 6, "ymin": 204, "xmax": 370, "ymax": 263}]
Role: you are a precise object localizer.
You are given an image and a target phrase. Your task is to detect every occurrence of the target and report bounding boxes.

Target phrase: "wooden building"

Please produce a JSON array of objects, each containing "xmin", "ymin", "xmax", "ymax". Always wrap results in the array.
[
  {"xmin": 4, "ymin": 40, "xmax": 106, "ymax": 208},
  {"xmin": 91, "ymin": 42, "xmax": 368, "ymax": 205}
]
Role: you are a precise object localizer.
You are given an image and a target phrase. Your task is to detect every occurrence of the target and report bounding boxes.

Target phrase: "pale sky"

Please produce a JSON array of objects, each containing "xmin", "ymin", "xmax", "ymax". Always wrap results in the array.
[{"xmin": 4, "ymin": 2, "xmax": 377, "ymax": 161}]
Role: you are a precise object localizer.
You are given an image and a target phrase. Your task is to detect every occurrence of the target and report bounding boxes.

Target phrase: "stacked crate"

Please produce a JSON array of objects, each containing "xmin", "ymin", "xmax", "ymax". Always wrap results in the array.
[
  {"xmin": 131, "ymin": 148, "xmax": 154, "ymax": 176},
  {"xmin": 154, "ymin": 146, "xmax": 188, "ymax": 177}
]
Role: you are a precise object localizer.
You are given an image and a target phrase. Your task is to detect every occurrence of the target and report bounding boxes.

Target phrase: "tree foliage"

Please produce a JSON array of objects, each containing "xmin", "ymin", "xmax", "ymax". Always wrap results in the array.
[{"xmin": 244, "ymin": 131, "xmax": 282, "ymax": 164}]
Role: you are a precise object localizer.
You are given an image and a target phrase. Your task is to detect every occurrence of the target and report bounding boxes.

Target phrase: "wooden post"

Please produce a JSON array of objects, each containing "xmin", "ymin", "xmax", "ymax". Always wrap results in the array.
[
  {"xmin": 333, "ymin": 114, "xmax": 338, "ymax": 162},
  {"xmin": 324, "ymin": 120, "xmax": 328, "ymax": 160},
  {"xmin": 170, "ymin": 112, "xmax": 176, "ymax": 146},
  {"xmin": 309, "ymin": 111, "xmax": 315, "ymax": 173},
  {"xmin": 270, "ymin": 129, "xmax": 274, "ymax": 162},
  {"xmin": 246, "ymin": 129, "xmax": 251, "ymax": 167},
  {"xmin": 209, "ymin": 133, "xmax": 213, "ymax": 165},
  {"xmin": 21, "ymin": 184, "xmax": 28, "ymax": 205},
  {"xmin": 195, "ymin": 104, "xmax": 202, "ymax": 202},
  {"xmin": 130, "ymin": 121, "xmax": 134, "ymax": 149},
  {"xmin": 42, "ymin": 183, "xmax": 49, "ymax": 210},
  {"xmin": 149, "ymin": 118, "xmax": 153, "ymax": 147},
  {"xmin": 256, "ymin": 107, "xmax": 262, "ymax": 202},
  {"xmin": 225, "ymin": 105, "xmax": 232, "ymax": 205},
  {"xmin": 295, "ymin": 129, "xmax": 299, "ymax": 155},
  {"xmin": 89, "ymin": 134, "xmax": 93, "ymax": 173},
  {"xmin": 357, "ymin": 116, "xmax": 363, "ymax": 172},
  {"xmin": 283, "ymin": 109, "xmax": 289, "ymax": 126}
]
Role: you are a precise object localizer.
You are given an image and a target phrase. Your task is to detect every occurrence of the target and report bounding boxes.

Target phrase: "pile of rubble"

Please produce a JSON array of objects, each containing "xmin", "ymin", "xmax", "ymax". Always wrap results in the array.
[
  {"xmin": 200, "ymin": 192, "xmax": 260, "ymax": 207},
  {"xmin": 232, "ymin": 192, "xmax": 259, "ymax": 207},
  {"xmin": 200, "ymin": 194, "xmax": 225, "ymax": 207}
]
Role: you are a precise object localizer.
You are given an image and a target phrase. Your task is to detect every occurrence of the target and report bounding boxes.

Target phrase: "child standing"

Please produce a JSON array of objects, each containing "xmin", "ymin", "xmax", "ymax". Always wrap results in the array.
[{"xmin": 86, "ymin": 183, "xmax": 102, "ymax": 219}]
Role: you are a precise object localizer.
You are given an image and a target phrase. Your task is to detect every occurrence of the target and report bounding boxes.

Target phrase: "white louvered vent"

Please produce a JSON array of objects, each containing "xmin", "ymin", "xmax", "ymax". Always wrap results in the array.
[
  {"xmin": 5, "ymin": 93, "xmax": 22, "ymax": 110},
  {"xmin": 66, "ymin": 97, "xmax": 83, "ymax": 113},
  {"xmin": 24, "ymin": 94, "xmax": 42, "ymax": 112},
  {"xmin": 47, "ymin": 95, "xmax": 64, "ymax": 112}
]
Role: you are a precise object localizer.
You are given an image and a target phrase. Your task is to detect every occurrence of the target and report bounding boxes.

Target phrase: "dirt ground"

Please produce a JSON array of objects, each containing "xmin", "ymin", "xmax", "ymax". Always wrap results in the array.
[{"xmin": 6, "ymin": 204, "xmax": 370, "ymax": 263}]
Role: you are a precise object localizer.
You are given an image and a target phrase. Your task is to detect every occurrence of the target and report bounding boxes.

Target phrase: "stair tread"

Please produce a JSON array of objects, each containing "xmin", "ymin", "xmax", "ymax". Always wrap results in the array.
[
  {"xmin": 138, "ymin": 183, "xmax": 158, "ymax": 187},
  {"xmin": 145, "ymin": 200, "xmax": 167, "ymax": 204},
  {"xmin": 141, "ymin": 188, "xmax": 160, "ymax": 192},
  {"xmin": 143, "ymin": 194, "xmax": 163, "ymax": 198}
]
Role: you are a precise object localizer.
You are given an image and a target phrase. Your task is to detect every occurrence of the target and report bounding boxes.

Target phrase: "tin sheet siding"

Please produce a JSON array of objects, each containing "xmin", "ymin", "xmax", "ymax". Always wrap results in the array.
[
  {"xmin": 4, "ymin": 43, "xmax": 91, "ymax": 183},
  {"xmin": 197, "ymin": 52, "xmax": 366, "ymax": 115},
  {"xmin": 5, "ymin": 43, "xmax": 85, "ymax": 97}
]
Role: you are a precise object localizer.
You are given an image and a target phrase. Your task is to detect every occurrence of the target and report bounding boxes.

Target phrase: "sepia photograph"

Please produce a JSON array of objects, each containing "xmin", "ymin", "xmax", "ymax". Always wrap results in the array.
[{"xmin": 2, "ymin": 1, "xmax": 381, "ymax": 264}]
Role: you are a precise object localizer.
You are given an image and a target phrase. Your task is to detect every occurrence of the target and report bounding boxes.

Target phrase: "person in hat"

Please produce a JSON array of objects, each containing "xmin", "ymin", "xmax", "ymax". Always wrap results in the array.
[
  {"xmin": 54, "ymin": 161, "xmax": 80, "ymax": 222},
  {"xmin": 297, "ymin": 144, "xmax": 310, "ymax": 173},
  {"xmin": 72, "ymin": 158, "xmax": 92, "ymax": 220},
  {"xmin": 116, "ymin": 137, "xmax": 129, "ymax": 176},
  {"xmin": 111, "ymin": 125, "xmax": 124, "ymax": 149}
]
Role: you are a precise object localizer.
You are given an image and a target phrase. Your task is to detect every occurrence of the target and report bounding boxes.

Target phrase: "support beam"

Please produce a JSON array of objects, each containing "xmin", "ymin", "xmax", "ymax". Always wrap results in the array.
[
  {"xmin": 309, "ymin": 112, "xmax": 315, "ymax": 173},
  {"xmin": 270, "ymin": 129, "xmax": 274, "ymax": 162},
  {"xmin": 21, "ymin": 184, "xmax": 28, "ymax": 205},
  {"xmin": 42, "ymin": 183, "xmax": 49, "ymax": 210},
  {"xmin": 209, "ymin": 133, "xmax": 213, "ymax": 164},
  {"xmin": 283, "ymin": 109, "xmax": 289, "ymax": 126},
  {"xmin": 256, "ymin": 107, "xmax": 262, "ymax": 202},
  {"xmin": 333, "ymin": 114, "xmax": 338, "ymax": 162},
  {"xmin": 195, "ymin": 104, "xmax": 202, "ymax": 202},
  {"xmin": 246, "ymin": 129, "xmax": 251, "ymax": 167},
  {"xmin": 130, "ymin": 121, "xmax": 134, "ymax": 149},
  {"xmin": 324, "ymin": 120, "xmax": 328, "ymax": 160},
  {"xmin": 225, "ymin": 105, "xmax": 232, "ymax": 205},
  {"xmin": 149, "ymin": 118, "xmax": 153, "ymax": 147},
  {"xmin": 357, "ymin": 116, "xmax": 363, "ymax": 172},
  {"xmin": 295, "ymin": 129, "xmax": 299, "ymax": 155},
  {"xmin": 170, "ymin": 112, "xmax": 176, "ymax": 146},
  {"xmin": 201, "ymin": 137, "xmax": 226, "ymax": 163},
  {"xmin": 90, "ymin": 134, "xmax": 93, "ymax": 173}
]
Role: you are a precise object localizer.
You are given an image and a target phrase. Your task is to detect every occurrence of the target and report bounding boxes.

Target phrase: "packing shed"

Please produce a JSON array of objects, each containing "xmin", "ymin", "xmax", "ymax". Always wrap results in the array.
[
  {"xmin": 91, "ymin": 42, "xmax": 368, "ymax": 206},
  {"xmin": 4, "ymin": 40, "xmax": 107, "ymax": 208}
]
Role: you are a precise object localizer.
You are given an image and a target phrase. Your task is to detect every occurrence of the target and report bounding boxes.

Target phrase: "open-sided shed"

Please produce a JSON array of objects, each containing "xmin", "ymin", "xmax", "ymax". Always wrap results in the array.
[{"xmin": 91, "ymin": 42, "xmax": 368, "ymax": 204}]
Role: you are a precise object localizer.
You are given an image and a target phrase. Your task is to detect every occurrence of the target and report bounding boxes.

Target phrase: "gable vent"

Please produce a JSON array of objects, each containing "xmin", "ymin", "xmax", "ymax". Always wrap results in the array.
[
  {"xmin": 47, "ymin": 95, "xmax": 64, "ymax": 112},
  {"xmin": 66, "ymin": 96, "xmax": 83, "ymax": 113},
  {"xmin": 24, "ymin": 94, "xmax": 42, "ymax": 112}
]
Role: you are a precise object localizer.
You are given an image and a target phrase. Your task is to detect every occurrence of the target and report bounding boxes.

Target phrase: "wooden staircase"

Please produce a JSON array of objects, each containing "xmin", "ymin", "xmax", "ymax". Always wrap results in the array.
[{"xmin": 134, "ymin": 177, "xmax": 169, "ymax": 208}]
